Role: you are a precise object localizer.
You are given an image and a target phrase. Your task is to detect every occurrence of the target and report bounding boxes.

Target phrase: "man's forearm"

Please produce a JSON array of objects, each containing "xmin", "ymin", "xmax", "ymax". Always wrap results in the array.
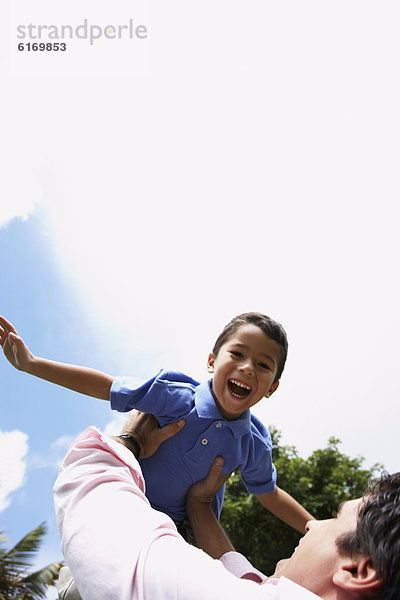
[
  {"xmin": 186, "ymin": 498, "xmax": 234, "ymax": 559},
  {"xmin": 26, "ymin": 357, "xmax": 113, "ymax": 400}
]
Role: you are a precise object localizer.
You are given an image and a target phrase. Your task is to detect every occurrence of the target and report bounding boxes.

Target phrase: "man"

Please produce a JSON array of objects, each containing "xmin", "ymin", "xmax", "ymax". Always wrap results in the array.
[{"xmin": 54, "ymin": 413, "xmax": 400, "ymax": 600}]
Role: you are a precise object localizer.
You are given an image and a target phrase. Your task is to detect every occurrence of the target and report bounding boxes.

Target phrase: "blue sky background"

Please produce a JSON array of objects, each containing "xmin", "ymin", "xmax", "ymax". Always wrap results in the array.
[
  {"xmin": 1, "ymin": 2, "xmax": 400, "ymax": 598},
  {"xmin": 0, "ymin": 214, "xmax": 117, "ymax": 587}
]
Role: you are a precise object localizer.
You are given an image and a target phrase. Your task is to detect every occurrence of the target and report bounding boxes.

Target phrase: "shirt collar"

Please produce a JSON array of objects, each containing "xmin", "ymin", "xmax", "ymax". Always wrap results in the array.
[
  {"xmin": 275, "ymin": 577, "xmax": 323, "ymax": 599},
  {"xmin": 194, "ymin": 379, "xmax": 251, "ymax": 438}
]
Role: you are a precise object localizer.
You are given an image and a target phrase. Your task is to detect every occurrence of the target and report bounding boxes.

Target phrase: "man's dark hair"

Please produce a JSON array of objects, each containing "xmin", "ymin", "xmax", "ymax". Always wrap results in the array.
[
  {"xmin": 212, "ymin": 312, "xmax": 288, "ymax": 383},
  {"xmin": 336, "ymin": 472, "xmax": 400, "ymax": 600}
]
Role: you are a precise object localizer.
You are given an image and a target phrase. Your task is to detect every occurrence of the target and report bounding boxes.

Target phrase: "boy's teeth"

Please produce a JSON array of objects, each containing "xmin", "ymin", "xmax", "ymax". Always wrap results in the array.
[
  {"xmin": 228, "ymin": 379, "xmax": 252, "ymax": 398},
  {"xmin": 230, "ymin": 379, "xmax": 251, "ymax": 390}
]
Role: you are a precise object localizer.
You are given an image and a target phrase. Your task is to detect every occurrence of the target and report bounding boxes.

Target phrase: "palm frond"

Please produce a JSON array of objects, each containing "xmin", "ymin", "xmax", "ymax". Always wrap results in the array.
[
  {"xmin": 3, "ymin": 524, "xmax": 46, "ymax": 569},
  {"xmin": 21, "ymin": 561, "xmax": 64, "ymax": 599},
  {"xmin": 0, "ymin": 524, "xmax": 63, "ymax": 599}
]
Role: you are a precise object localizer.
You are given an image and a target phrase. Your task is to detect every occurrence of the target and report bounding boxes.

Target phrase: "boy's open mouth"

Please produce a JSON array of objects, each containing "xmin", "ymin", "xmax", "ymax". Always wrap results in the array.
[{"xmin": 228, "ymin": 378, "xmax": 252, "ymax": 398}]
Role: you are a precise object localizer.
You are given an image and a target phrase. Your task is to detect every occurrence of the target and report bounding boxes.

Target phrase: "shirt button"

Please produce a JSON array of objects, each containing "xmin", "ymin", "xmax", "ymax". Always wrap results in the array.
[
  {"xmin": 216, "ymin": 423, "xmax": 222, "ymax": 429},
  {"xmin": 201, "ymin": 438, "xmax": 208, "ymax": 445}
]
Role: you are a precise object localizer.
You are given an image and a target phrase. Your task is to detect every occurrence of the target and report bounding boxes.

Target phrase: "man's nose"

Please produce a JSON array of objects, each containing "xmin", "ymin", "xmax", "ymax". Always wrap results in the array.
[{"xmin": 305, "ymin": 519, "xmax": 317, "ymax": 533}]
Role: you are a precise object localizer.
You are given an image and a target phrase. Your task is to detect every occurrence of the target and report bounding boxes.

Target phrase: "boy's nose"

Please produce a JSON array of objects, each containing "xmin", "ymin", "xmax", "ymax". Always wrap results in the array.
[{"xmin": 239, "ymin": 362, "xmax": 254, "ymax": 376}]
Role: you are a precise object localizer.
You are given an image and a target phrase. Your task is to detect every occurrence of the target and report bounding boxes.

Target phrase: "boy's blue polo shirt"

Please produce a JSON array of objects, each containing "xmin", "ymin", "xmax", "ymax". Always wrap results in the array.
[{"xmin": 111, "ymin": 369, "xmax": 276, "ymax": 521}]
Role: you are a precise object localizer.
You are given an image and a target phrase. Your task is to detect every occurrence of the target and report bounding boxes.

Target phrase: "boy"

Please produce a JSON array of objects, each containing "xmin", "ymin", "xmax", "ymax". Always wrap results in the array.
[{"xmin": 0, "ymin": 312, "xmax": 313, "ymax": 531}]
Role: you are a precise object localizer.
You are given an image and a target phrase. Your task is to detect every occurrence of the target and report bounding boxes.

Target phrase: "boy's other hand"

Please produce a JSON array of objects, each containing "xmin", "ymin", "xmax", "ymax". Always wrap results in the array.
[
  {"xmin": 116, "ymin": 411, "xmax": 185, "ymax": 459},
  {"xmin": 0, "ymin": 316, "xmax": 34, "ymax": 372}
]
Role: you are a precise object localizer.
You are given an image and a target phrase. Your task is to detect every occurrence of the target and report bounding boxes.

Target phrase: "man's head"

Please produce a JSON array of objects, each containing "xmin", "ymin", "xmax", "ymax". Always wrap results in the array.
[
  {"xmin": 336, "ymin": 472, "xmax": 400, "ymax": 600},
  {"xmin": 271, "ymin": 472, "xmax": 400, "ymax": 600}
]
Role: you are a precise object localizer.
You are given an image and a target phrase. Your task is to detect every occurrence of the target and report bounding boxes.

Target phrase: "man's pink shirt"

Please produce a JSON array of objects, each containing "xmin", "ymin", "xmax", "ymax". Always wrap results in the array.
[{"xmin": 54, "ymin": 426, "xmax": 322, "ymax": 600}]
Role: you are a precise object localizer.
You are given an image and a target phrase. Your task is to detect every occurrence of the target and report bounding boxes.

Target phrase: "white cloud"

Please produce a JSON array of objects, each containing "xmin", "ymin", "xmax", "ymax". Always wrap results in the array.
[
  {"xmin": 0, "ymin": 429, "xmax": 28, "ymax": 512},
  {"xmin": 29, "ymin": 434, "xmax": 76, "ymax": 470},
  {"xmin": 2, "ymin": 2, "xmax": 399, "ymax": 475},
  {"xmin": 0, "ymin": 197, "xmax": 40, "ymax": 229},
  {"xmin": 33, "ymin": 47, "xmax": 399, "ymax": 474},
  {"xmin": 29, "ymin": 454, "xmax": 54, "ymax": 470},
  {"xmin": 0, "ymin": 154, "xmax": 43, "ymax": 228},
  {"xmin": 104, "ymin": 413, "xmax": 129, "ymax": 438},
  {"xmin": 50, "ymin": 435, "xmax": 75, "ymax": 451}
]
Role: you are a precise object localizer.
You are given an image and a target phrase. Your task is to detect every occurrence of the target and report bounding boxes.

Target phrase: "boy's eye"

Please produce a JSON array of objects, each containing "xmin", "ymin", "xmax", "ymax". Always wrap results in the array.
[
  {"xmin": 259, "ymin": 362, "xmax": 271, "ymax": 370},
  {"xmin": 230, "ymin": 351, "xmax": 243, "ymax": 358}
]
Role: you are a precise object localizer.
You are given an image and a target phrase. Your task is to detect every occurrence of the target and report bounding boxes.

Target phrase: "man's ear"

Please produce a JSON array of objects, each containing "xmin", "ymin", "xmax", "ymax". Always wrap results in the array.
[
  {"xmin": 207, "ymin": 353, "xmax": 215, "ymax": 373},
  {"xmin": 333, "ymin": 556, "xmax": 382, "ymax": 596},
  {"xmin": 265, "ymin": 380, "xmax": 279, "ymax": 398}
]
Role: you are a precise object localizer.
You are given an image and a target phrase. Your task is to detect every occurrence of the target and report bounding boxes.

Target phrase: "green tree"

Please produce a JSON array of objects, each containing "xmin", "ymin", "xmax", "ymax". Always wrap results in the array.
[
  {"xmin": 220, "ymin": 428, "xmax": 382, "ymax": 576},
  {"xmin": 0, "ymin": 523, "xmax": 63, "ymax": 599}
]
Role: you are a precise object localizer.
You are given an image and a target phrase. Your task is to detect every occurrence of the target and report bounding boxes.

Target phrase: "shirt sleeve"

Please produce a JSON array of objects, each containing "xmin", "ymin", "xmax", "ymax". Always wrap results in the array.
[
  {"xmin": 54, "ymin": 426, "xmax": 275, "ymax": 600},
  {"xmin": 220, "ymin": 551, "xmax": 267, "ymax": 582},
  {"xmin": 110, "ymin": 369, "xmax": 198, "ymax": 420},
  {"xmin": 240, "ymin": 418, "xmax": 277, "ymax": 495},
  {"xmin": 110, "ymin": 369, "xmax": 164, "ymax": 413}
]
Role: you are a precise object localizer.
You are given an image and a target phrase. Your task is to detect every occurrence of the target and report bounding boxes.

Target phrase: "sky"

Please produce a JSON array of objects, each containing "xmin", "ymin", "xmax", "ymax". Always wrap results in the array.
[{"xmin": 1, "ymin": 1, "xmax": 400, "ymax": 597}]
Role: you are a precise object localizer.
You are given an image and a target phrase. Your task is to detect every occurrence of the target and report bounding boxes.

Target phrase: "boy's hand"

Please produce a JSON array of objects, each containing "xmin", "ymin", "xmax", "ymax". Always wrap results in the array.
[{"xmin": 0, "ymin": 316, "xmax": 34, "ymax": 372}]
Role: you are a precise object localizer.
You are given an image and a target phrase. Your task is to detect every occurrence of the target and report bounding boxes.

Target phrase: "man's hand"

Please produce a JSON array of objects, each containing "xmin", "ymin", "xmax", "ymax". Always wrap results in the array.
[
  {"xmin": 187, "ymin": 457, "xmax": 232, "ymax": 506},
  {"xmin": 0, "ymin": 315, "xmax": 34, "ymax": 372},
  {"xmin": 114, "ymin": 411, "xmax": 185, "ymax": 459},
  {"xmin": 186, "ymin": 457, "xmax": 235, "ymax": 558}
]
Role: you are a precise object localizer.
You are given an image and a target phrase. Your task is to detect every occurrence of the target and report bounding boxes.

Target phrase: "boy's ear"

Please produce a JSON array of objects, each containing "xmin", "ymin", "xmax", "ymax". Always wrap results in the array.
[
  {"xmin": 207, "ymin": 353, "xmax": 215, "ymax": 373},
  {"xmin": 333, "ymin": 555, "xmax": 382, "ymax": 596},
  {"xmin": 265, "ymin": 380, "xmax": 279, "ymax": 398}
]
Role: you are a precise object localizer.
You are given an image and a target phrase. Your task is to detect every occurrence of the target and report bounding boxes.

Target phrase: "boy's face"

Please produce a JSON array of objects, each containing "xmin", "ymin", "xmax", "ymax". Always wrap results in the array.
[{"xmin": 207, "ymin": 324, "xmax": 281, "ymax": 420}]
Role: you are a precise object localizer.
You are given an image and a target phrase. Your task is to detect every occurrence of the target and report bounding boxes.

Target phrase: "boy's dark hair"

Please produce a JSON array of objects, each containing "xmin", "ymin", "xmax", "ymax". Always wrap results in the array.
[
  {"xmin": 212, "ymin": 312, "xmax": 288, "ymax": 383},
  {"xmin": 336, "ymin": 472, "xmax": 400, "ymax": 600}
]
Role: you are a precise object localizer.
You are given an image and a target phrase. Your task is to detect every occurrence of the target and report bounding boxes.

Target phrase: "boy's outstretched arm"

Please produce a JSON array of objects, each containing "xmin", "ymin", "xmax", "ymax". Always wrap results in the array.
[
  {"xmin": 0, "ymin": 315, "xmax": 113, "ymax": 400},
  {"xmin": 256, "ymin": 486, "xmax": 314, "ymax": 533}
]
